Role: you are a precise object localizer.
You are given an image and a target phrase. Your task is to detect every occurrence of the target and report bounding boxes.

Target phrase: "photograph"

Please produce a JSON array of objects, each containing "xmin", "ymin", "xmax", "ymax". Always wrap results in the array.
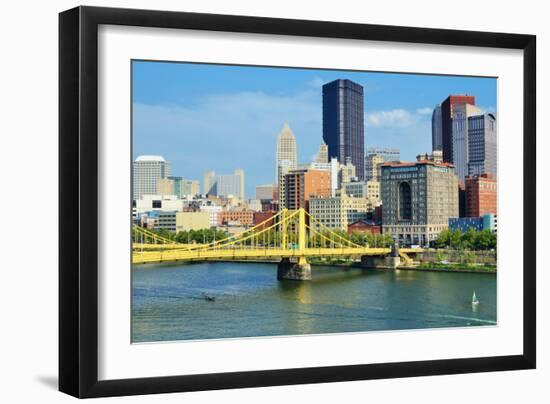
[{"xmin": 131, "ymin": 61, "xmax": 498, "ymax": 343}]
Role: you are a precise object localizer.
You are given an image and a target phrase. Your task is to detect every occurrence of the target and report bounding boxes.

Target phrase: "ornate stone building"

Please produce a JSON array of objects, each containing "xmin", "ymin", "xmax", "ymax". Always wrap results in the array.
[{"xmin": 381, "ymin": 154, "xmax": 459, "ymax": 246}]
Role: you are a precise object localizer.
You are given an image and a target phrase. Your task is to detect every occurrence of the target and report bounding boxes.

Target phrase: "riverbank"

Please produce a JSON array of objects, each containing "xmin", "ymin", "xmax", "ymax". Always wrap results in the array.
[
  {"xmin": 203, "ymin": 258, "xmax": 497, "ymax": 274},
  {"xmin": 139, "ymin": 257, "xmax": 496, "ymax": 273}
]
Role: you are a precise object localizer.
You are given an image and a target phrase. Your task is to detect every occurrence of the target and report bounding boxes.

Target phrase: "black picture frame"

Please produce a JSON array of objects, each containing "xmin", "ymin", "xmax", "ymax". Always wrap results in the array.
[{"xmin": 59, "ymin": 5, "xmax": 536, "ymax": 398}]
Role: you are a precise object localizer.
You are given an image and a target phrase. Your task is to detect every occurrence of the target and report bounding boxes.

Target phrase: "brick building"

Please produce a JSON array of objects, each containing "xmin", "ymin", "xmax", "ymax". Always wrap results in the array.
[
  {"xmin": 465, "ymin": 173, "xmax": 497, "ymax": 217},
  {"xmin": 218, "ymin": 210, "xmax": 254, "ymax": 226},
  {"xmin": 284, "ymin": 169, "xmax": 331, "ymax": 210},
  {"xmin": 347, "ymin": 220, "xmax": 381, "ymax": 235},
  {"xmin": 253, "ymin": 211, "xmax": 276, "ymax": 230}
]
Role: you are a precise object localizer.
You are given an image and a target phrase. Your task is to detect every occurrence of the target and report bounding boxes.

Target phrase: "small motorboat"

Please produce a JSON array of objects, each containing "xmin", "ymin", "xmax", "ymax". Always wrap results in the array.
[{"xmin": 202, "ymin": 293, "xmax": 216, "ymax": 302}]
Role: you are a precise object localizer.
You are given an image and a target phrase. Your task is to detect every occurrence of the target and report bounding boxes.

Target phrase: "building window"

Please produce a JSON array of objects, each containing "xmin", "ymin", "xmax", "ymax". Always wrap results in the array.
[
  {"xmin": 152, "ymin": 200, "xmax": 162, "ymax": 208},
  {"xmin": 398, "ymin": 182, "xmax": 412, "ymax": 221}
]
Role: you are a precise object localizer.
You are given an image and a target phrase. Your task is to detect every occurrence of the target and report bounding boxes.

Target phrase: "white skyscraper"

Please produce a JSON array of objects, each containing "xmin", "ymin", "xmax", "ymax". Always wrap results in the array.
[
  {"xmin": 133, "ymin": 155, "xmax": 170, "ymax": 200},
  {"xmin": 275, "ymin": 123, "xmax": 297, "ymax": 210},
  {"xmin": 275, "ymin": 123, "xmax": 297, "ymax": 182}
]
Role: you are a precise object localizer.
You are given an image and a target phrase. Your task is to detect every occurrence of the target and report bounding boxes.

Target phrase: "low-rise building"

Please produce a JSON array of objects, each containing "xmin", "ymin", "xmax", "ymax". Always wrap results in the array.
[
  {"xmin": 309, "ymin": 193, "xmax": 369, "ymax": 231},
  {"xmin": 198, "ymin": 205, "xmax": 222, "ymax": 227},
  {"xmin": 465, "ymin": 173, "xmax": 497, "ymax": 217},
  {"xmin": 347, "ymin": 220, "xmax": 381, "ymax": 235},
  {"xmin": 219, "ymin": 210, "xmax": 255, "ymax": 226},
  {"xmin": 253, "ymin": 211, "xmax": 276, "ymax": 230},
  {"xmin": 448, "ymin": 217, "xmax": 484, "ymax": 232},
  {"xmin": 175, "ymin": 211, "xmax": 211, "ymax": 231},
  {"xmin": 134, "ymin": 194, "xmax": 184, "ymax": 214},
  {"xmin": 138, "ymin": 210, "xmax": 178, "ymax": 232},
  {"xmin": 449, "ymin": 213, "xmax": 497, "ymax": 233},
  {"xmin": 247, "ymin": 199, "xmax": 263, "ymax": 212}
]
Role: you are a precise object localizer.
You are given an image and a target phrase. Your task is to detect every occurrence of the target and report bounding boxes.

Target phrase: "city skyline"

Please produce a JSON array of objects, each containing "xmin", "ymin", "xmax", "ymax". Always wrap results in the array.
[{"xmin": 132, "ymin": 60, "xmax": 497, "ymax": 198}]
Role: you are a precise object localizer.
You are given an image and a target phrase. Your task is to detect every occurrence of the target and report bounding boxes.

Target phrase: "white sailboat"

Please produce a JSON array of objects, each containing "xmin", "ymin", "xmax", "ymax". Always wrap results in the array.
[{"xmin": 472, "ymin": 291, "xmax": 480, "ymax": 305}]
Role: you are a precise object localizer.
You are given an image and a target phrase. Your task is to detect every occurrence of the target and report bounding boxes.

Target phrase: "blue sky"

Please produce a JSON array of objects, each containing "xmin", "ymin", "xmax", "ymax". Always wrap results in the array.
[{"xmin": 132, "ymin": 60, "xmax": 497, "ymax": 198}]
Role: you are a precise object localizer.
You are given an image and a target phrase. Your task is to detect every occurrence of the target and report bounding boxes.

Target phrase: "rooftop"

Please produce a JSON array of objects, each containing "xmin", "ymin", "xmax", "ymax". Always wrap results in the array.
[
  {"xmin": 135, "ymin": 155, "xmax": 166, "ymax": 162},
  {"xmin": 380, "ymin": 160, "xmax": 455, "ymax": 168}
]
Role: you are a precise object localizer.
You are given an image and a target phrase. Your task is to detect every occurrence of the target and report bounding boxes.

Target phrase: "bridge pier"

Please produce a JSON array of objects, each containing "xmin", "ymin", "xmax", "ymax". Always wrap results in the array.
[
  {"xmin": 360, "ymin": 255, "xmax": 401, "ymax": 269},
  {"xmin": 277, "ymin": 257, "xmax": 311, "ymax": 281}
]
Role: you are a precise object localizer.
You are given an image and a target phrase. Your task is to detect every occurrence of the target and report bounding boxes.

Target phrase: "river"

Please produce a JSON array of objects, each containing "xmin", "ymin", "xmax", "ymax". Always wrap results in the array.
[{"xmin": 132, "ymin": 262, "xmax": 496, "ymax": 343}]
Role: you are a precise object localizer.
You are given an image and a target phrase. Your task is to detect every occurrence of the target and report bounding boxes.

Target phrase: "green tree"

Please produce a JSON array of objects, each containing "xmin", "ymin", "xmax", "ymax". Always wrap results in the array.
[
  {"xmin": 435, "ymin": 229, "xmax": 451, "ymax": 248},
  {"xmin": 461, "ymin": 228, "xmax": 477, "ymax": 250},
  {"xmin": 449, "ymin": 229, "xmax": 463, "ymax": 249}
]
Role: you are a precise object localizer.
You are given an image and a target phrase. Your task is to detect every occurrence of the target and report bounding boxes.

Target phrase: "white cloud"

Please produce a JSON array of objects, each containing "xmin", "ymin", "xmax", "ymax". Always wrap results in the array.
[
  {"xmin": 307, "ymin": 76, "xmax": 325, "ymax": 89},
  {"xmin": 416, "ymin": 107, "xmax": 433, "ymax": 115},
  {"xmin": 133, "ymin": 89, "xmax": 323, "ymax": 195},
  {"xmin": 478, "ymin": 106, "xmax": 497, "ymax": 114},
  {"xmin": 365, "ymin": 109, "xmax": 415, "ymax": 127}
]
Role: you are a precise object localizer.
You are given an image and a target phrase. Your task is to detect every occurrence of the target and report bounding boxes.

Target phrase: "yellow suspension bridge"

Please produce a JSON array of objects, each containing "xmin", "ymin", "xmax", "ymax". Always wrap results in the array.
[{"xmin": 133, "ymin": 208, "xmax": 420, "ymax": 280}]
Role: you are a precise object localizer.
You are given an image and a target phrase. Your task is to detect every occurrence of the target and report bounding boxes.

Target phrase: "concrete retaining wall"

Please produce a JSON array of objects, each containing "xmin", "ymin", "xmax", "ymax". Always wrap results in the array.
[{"xmin": 418, "ymin": 249, "xmax": 496, "ymax": 265}]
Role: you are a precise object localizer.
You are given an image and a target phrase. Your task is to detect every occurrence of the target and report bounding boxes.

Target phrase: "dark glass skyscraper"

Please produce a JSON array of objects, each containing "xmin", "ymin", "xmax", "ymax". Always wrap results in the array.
[{"xmin": 322, "ymin": 79, "xmax": 365, "ymax": 180}]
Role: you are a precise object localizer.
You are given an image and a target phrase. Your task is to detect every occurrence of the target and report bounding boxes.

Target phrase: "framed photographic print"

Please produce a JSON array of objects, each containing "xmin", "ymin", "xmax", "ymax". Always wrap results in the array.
[{"xmin": 59, "ymin": 6, "xmax": 536, "ymax": 398}]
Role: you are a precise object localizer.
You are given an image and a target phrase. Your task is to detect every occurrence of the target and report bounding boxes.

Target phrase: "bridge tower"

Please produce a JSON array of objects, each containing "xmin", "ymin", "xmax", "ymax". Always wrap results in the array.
[{"xmin": 277, "ymin": 208, "xmax": 312, "ymax": 281}]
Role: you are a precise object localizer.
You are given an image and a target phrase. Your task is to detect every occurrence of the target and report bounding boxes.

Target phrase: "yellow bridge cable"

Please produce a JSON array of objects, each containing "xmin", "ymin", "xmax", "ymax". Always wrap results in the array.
[
  {"xmin": 186, "ymin": 208, "xmax": 295, "ymax": 251},
  {"xmin": 186, "ymin": 210, "xmax": 300, "ymax": 252},
  {"xmin": 304, "ymin": 211, "xmax": 363, "ymax": 248},
  {"xmin": 133, "ymin": 226, "xmax": 177, "ymax": 244},
  {"xmin": 132, "ymin": 208, "xmax": 293, "ymax": 250},
  {"xmin": 304, "ymin": 223, "xmax": 358, "ymax": 249}
]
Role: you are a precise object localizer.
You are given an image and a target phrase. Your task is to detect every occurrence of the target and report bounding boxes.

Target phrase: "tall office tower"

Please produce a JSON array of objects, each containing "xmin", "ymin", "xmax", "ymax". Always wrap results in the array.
[
  {"xmin": 366, "ymin": 147, "xmax": 400, "ymax": 163},
  {"xmin": 329, "ymin": 157, "xmax": 340, "ymax": 197},
  {"xmin": 180, "ymin": 179, "xmax": 200, "ymax": 197},
  {"xmin": 133, "ymin": 155, "xmax": 170, "ymax": 200},
  {"xmin": 439, "ymin": 95, "xmax": 476, "ymax": 164},
  {"xmin": 432, "ymin": 104, "xmax": 443, "ymax": 151},
  {"xmin": 467, "ymin": 113, "xmax": 497, "ymax": 178},
  {"xmin": 234, "ymin": 169, "xmax": 245, "ymax": 201},
  {"xmin": 203, "ymin": 169, "xmax": 245, "ymax": 200},
  {"xmin": 315, "ymin": 142, "xmax": 329, "ymax": 163},
  {"xmin": 156, "ymin": 176, "xmax": 199, "ymax": 198},
  {"xmin": 215, "ymin": 169, "xmax": 245, "ymax": 201},
  {"xmin": 364, "ymin": 153, "xmax": 385, "ymax": 181},
  {"xmin": 322, "ymin": 79, "xmax": 365, "ymax": 180},
  {"xmin": 452, "ymin": 103, "xmax": 482, "ymax": 181},
  {"xmin": 203, "ymin": 170, "xmax": 215, "ymax": 195},
  {"xmin": 275, "ymin": 123, "xmax": 297, "ymax": 183}
]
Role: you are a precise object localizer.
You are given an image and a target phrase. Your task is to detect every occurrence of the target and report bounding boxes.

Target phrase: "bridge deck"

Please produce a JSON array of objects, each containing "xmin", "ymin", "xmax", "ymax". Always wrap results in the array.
[{"xmin": 132, "ymin": 247, "xmax": 422, "ymax": 264}]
